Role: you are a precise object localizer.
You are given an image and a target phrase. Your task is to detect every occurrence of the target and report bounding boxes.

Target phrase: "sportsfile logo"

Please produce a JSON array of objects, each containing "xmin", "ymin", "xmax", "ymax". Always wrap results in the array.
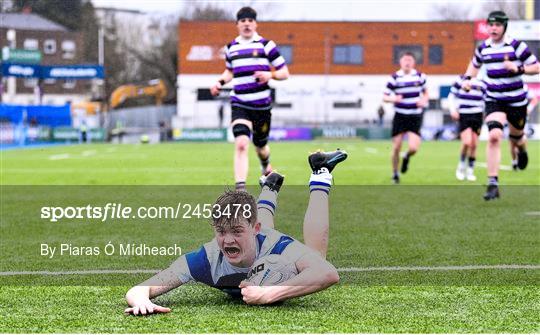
[
  {"xmin": 41, "ymin": 203, "xmax": 141, "ymax": 222},
  {"xmin": 40, "ymin": 203, "xmax": 254, "ymax": 222}
]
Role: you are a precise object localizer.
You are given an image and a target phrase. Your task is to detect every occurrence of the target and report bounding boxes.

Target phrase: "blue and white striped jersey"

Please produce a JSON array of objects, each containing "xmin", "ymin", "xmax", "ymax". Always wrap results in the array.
[
  {"xmin": 384, "ymin": 69, "xmax": 428, "ymax": 115},
  {"xmin": 472, "ymin": 36, "xmax": 538, "ymax": 107},
  {"xmin": 224, "ymin": 33, "xmax": 286, "ymax": 111},
  {"xmin": 450, "ymin": 77, "xmax": 486, "ymax": 114},
  {"xmin": 174, "ymin": 228, "xmax": 309, "ymax": 292}
]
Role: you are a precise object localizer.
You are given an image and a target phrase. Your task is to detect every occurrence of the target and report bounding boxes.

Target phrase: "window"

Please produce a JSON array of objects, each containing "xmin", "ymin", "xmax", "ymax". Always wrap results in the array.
[
  {"xmin": 23, "ymin": 39, "xmax": 38, "ymax": 50},
  {"xmin": 61, "ymin": 40, "xmax": 76, "ymax": 59},
  {"xmin": 429, "ymin": 45, "xmax": 443, "ymax": 65},
  {"xmin": 44, "ymin": 39, "xmax": 57, "ymax": 54},
  {"xmin": 44, "ymin": 78, "xmax": 56, "ymax": 85},
  {"xmin": 62, "ymin": 79, "xmax": 76, "ymax": 89},
  {"xmin": 24, "ymin": 78, "xmax": 38, "ymax": 88},
  {"xmin": 333, "ymin": 45, "xmax": 363, "ymax": 65},
  {"xmin": 278, "ymin": 45, "xmax": 293, "ymax": 64},
  {"xmin": 393, "ymin": 45, "xmax": 423, "ymax": 64}
]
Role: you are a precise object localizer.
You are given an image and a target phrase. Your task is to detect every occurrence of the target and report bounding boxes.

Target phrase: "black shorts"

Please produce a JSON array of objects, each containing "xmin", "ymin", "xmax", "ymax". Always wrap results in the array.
[
  {"xmin": 485, "ymin": 101, "xmax": 527, "ymax": 130},
  {"xmin": 231, "ymin": 106, "xmax": 272, "ymax": 147},
  {"xmin": 458, "ymin": 112, "xmax": 484, "ymax": 134},
  {"xmin": 392, "ymin": 113, "xmax": 423, "ymax": 137}
]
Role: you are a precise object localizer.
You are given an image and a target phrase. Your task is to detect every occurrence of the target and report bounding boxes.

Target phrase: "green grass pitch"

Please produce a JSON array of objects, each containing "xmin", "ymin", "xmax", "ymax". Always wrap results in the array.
[{"xmin": 1, "ymin": 140, "xmax": 539, "ymax": 333}]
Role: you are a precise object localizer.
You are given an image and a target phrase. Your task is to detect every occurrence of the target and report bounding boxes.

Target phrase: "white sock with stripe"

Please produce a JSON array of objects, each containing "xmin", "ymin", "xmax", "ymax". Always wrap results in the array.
[
  {"xmin": 257, "ymin": 186, "xmax": 277, "ymax": 216},
  {"xmin": 309, "ymin": 168, "xmax": 332, "ymax": 194}
]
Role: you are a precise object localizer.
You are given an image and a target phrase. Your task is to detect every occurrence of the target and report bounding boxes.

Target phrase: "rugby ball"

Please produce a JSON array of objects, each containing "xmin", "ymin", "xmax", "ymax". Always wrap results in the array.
[{"xmin": 246, "ymin": 254, "xmax": 298, "ymax": 286}]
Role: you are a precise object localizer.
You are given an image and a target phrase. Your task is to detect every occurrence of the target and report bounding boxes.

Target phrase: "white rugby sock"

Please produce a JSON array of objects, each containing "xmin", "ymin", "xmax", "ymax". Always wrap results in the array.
[
  {"xmin": 257, "ymin": 187, "xmax": 277, "ymax": 216},
  {"xmin": 309, "ymin": 169, "xmax": 332, "ymax": 194}
]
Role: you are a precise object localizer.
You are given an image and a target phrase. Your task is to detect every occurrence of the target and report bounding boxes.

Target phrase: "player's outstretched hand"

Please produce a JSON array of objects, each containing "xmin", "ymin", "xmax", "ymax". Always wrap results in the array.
[
  {"xmin": 239, "ymin": 280, "xmax": 273, "ymax": 305},
  {"xmin": 254, "ymin": 71, "xmax": 272, "ymax": 84},
  {"xmin": 450, "ymin": 110, "xmax": 460, "ymax": 121},
  {"xmin": 416, "ymin": 98, "xmax": 428, "ymax": 108},
  {"xmin": 210, "ymin": 82, "xmax": 222, "ymax": 96},
  {"xmin": 124, "ymin": 299, "xmax": 171, "ymax": 316}
]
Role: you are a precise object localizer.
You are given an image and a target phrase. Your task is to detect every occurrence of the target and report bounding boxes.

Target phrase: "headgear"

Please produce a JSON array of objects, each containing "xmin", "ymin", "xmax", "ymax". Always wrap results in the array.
[{"xmin": 237, "ymin": 7, "xmax": 257, "ymax": 21}]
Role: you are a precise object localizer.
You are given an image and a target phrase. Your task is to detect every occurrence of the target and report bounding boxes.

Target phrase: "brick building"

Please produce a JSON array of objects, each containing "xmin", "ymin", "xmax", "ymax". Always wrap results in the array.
[{"xmin": 0, "ymin": 12, "xmax": 87, "ymax": 105}]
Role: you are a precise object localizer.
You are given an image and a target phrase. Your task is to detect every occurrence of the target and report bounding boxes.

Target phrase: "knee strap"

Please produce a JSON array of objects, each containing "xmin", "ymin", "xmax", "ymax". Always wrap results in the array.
[
  {"xmin": 232, "ymin": 124, "xmax": 251, "ymax": 138},
  {"xmin": 509, "ymin": 133, "xmax": 524, "ymax": 141},
  {"xmin": 486, "ymin": 121, "xmax": 504, "ymax": 131},
  {"xmin": 252, "ymin": 132, "xmax": 269, "ymax": 148}
]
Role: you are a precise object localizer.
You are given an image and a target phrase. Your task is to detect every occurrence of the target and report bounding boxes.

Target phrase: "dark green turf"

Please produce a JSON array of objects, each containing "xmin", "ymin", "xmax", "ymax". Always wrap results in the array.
[{"xmin": 1, "ymin": 140, "xmax": 539, "ymax": 333}]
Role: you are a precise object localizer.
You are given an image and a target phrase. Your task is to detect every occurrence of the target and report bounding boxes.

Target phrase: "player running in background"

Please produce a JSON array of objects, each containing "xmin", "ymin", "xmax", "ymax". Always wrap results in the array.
[
  {"xmin": 449, "ymin": 75, "xmax": 486, "ymax": 181},
  {"xmin": 124, "ymin": 150, "xmax": 347, "ymax": 313},
  {"xmin": 461, "ymin": 11, "xmax": 539, "ymax": 200},
  {"xmin": 210, "ymin": 7, "xmax": 289, "ymax": 191},
  {"xmin": 383, "ymin": 52, "xmax": 429, "ymax": 184},
  {"xmin": 510, "ymin": 84, "xmax": 538, "ymax": 170}
]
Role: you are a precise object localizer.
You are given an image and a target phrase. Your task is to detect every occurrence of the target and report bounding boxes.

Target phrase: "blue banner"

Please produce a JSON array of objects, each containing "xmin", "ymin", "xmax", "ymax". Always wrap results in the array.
[
  {"xmin": 42, "ymin": 65, "xmax": 104, "ymax": 79},
  {"xmin": 2, "ymin": 63, "xmax": 41, "ymax": 77},
  {"xmin": 2, "ymin": 63, "xmax": 104, "ymax": 79},
  {"xmin": 0, "ymin": 104, "xmax": 72, "ymax": 127}
]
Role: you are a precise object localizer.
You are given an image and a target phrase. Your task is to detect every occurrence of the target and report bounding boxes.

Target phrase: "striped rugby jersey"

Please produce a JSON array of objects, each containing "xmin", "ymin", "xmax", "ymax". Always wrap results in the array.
[
  {"xmin": 225, "ymin": 33, "xmax": 286, "ymax": 110},
  {"xmin": 472, "ymin": 36, "xmax": 538, "ymax": 107},
  {"xmin": 524, "ymin": 84, "xmax": 534, "ymax": 102},
  {"xmin": 384, "ymin": 69, "xmax": 427, "ymax": 115},
  {"xmin": 450, "ymin": 76, "xmax": 487, "ymax": 114},
  {"xmin": 174, "ymin": 227, "xmax": 309, "ymax": 295}
]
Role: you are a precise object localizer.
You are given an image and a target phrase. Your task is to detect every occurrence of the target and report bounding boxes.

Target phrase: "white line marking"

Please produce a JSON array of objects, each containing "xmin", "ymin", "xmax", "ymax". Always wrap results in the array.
[
  {"xmin": 365, "ymin": 147, "xmax": 378, "ymax": 154},
  {"xmin": 0, "ymin": 269, "xmax": 159, "ymax": 276},
  {"xmin": 525, "ymin": 211, "xmax": 540, "ymax": 216},
  {"xmin": 338, "ymin": 264, "xmax": 540, "ymax": 272},
  {"xmin": 81, "ymin": 150, "xmax": 97, "ymax": 157},
  {"xmin": 476, "ymin": 162, "xmax": 512, "ymax": 171},
  {"xmin": 48, "ymin": 153, "xmax": 70, "ymax": 160},
  {"xmin": 1, "ymin": 264, "xmax": 538, "ymax": 276}
]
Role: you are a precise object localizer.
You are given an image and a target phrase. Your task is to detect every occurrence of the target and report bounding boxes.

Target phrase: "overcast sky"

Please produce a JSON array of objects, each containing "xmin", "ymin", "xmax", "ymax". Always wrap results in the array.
[{"xmin": 90, "ymin": 0, "xmax": 487, "ymax": 21}]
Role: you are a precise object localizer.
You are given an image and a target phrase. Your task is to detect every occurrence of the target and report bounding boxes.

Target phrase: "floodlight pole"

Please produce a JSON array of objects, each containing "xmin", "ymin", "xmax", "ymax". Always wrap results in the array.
[{"xmin": 6, "ymin": 29, "xmax": 16, "ymax": 103}]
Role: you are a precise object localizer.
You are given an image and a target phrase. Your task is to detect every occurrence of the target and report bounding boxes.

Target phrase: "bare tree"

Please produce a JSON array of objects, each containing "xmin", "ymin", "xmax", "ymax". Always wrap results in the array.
[
  {"xmin": 116, "ymin": 15, "xmax": 178, "ymax": 103},
  {"xmin": 100, "ymin": 0, "xmax": 281, "ymax": 106},
  {"xmin": 429, "ymin": 2, "xmax": 475, "ymax": 21},
  {"xmin": 429, "ymin": 1, "xmax": 526, "ymax": 21},
  {"xmin": 180, "ymin": 0, "xmax": 232, "ymax": 21},
  {"xmin": 180, "ymin": 0, "xmax": 279, "ymax": 21},
  {"xmin": 479, "ymin": 0, "xmax": 526, "ymax": 19},
  {"xmin": 187, "ymin": 4, "xmax": 232, "ymax": 21}
]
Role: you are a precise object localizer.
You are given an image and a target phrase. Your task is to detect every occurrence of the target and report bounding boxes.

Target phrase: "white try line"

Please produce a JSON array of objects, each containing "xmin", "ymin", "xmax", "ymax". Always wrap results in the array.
[
  {"xmin": 1, "ymin": 264, "xmax": 539, "ymax": 276},
  {"xmin": 524, "ymin": 211, "xmax": 540, "ymax": 216},
  {"xmin": 475, "ymin": 162, "xmax": 512, "ymax": 171},
  {"xmin": 81, "ymin": 150, "xmax": 97, "ymax": 157},
  {"xmin": 48, "ymin": 153, "xmax": 70, "ymax": 161},
  {"xmin": 365, "ymin": 147, "xmax": 378, "ymax": 154},
  {"xmin": 338, "ymin": 264, "xmax": 540, "ymax": 272},
  {"xmin": 0, "ymin": 269, "xmax": 160, "ymax": 276}
]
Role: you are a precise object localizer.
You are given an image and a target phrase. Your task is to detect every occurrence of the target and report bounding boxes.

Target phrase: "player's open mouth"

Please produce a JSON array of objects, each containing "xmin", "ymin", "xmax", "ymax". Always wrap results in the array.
[{"xmin": 224, "ymin": 246, "xmax": 241, "ymax": 258}]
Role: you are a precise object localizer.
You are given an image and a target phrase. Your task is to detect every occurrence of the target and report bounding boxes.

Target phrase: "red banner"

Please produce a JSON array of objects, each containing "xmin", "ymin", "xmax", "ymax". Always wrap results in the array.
[
  {"xmin": 474, "ymin": 20, "xmax": 489, "ymax": 40},
  {"xmin": 526, "ymin": 82, "xmax": 540, "ymax": 99}
]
